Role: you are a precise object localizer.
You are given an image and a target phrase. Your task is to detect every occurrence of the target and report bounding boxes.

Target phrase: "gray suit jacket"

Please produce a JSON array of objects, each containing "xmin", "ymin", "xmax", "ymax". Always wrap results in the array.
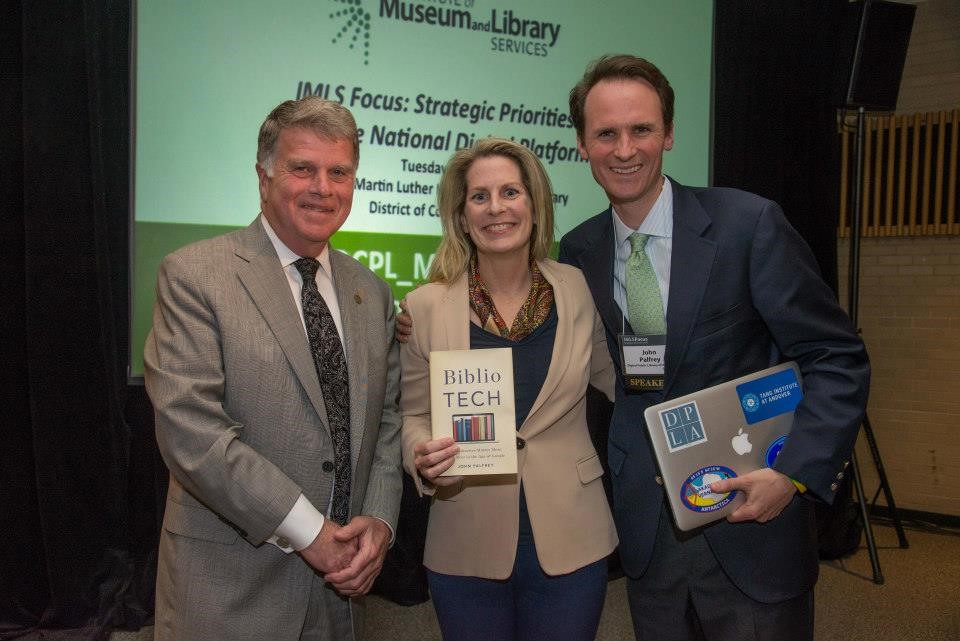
[{"xmin": 145, "ymin": 218, "xmax": 401, "ymax": 641}]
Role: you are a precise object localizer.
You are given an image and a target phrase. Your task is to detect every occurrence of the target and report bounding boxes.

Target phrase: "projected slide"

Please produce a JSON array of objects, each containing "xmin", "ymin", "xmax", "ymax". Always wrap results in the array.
[{"xmin": 132, "ymin": 0, "xmax": 712, "ymax": 376}]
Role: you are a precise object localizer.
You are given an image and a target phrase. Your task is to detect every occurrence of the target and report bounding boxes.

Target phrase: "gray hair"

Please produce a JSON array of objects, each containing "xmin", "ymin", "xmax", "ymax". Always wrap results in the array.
[{"xmin": 257, "ymin": 96, "xmax": 360, "ymax": 173}]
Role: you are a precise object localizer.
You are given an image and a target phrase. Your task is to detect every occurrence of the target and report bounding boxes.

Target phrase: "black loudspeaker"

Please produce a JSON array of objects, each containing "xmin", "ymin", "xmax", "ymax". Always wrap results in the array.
[{"xmin": 834, "ymin": 0, "xmax": 916, "ymax": 110}]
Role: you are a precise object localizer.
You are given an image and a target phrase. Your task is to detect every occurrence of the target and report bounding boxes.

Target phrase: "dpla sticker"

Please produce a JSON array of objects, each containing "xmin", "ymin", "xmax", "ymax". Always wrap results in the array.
[{"xmin": 658, "ymin": 401, "xmax": 708, "ymax": 452}]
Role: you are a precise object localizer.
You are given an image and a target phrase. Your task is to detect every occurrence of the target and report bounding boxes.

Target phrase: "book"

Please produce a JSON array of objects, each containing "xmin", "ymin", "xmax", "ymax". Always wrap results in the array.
[{"xmin": 429, "ymin": 347, "xmax": 518, "ymax": 476}]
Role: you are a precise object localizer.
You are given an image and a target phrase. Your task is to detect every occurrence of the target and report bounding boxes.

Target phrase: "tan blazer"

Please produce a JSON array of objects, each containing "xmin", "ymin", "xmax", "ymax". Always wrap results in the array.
[{"xmin": 400, "ymin": 259, "xmax": 617, "ymax": 579}]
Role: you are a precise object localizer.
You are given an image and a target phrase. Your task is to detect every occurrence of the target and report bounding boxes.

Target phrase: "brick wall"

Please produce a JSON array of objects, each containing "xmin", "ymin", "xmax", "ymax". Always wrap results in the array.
[
  {"xmin": 897, "ymin": 0, "xmax": 960, "ymax": 115},
  {"xmin": 836, "ymin": 237, "xmax": 960, "ymax": 516}
]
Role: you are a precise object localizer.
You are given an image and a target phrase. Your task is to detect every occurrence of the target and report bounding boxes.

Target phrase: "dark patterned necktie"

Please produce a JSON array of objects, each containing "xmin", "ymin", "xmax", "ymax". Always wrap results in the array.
[{"xmin": 294, "ymin": 258, "xmax": 351, "ymax": 525}]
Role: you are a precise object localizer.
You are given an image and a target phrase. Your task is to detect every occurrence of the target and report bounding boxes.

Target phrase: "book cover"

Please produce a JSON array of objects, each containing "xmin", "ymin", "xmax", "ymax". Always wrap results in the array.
[{"xmin": 429, "ymin": 347, "xmax": 518, "ymax": 475}]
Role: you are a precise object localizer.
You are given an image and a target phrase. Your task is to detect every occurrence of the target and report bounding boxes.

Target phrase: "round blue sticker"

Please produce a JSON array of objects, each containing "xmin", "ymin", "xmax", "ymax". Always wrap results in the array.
[
  {"xmin": 765, "ymin": 435, "xmax": 788, "ymax": 467},
  {"xmin": 680, "ymin": 465, "xmax": 738, "ymax": 513},
  {"xmin": 741, "ymin": 393, "xmax": 760, "ymax": 413}
]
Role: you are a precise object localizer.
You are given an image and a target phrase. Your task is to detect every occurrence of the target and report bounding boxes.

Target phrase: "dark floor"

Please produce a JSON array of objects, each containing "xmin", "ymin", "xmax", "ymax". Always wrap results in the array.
[{"xmin": 114, "ymin": 522, "xmax": 960, "ymax": 641}]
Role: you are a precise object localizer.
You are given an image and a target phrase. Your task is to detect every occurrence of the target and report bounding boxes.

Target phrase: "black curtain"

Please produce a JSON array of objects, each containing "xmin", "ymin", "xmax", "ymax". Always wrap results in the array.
[
  {"xmin": 713, "ymin": 0, "xmax": 848, "ymax": 291},
  {"xmin": 2, "ymin": 1, "xmax": 165, "ymax": 639}
]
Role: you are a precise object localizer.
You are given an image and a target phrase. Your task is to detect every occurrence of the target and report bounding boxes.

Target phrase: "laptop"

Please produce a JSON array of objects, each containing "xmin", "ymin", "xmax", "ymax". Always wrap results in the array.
[{"xmin": 643, "ymin": 362, "xmax": 803, "ymax": 531}]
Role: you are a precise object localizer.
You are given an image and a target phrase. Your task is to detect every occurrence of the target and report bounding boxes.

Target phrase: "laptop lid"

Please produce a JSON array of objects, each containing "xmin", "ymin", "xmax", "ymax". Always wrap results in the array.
[{"xmin": 643, "ymin": 362, "xmax": 803, "ymax": 531}]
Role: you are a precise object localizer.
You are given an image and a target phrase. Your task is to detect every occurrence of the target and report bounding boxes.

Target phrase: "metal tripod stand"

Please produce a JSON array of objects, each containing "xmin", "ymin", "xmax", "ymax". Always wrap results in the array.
[{"xmin": 845, "ymin": 106, "xmax": 910, "ymax": 585}]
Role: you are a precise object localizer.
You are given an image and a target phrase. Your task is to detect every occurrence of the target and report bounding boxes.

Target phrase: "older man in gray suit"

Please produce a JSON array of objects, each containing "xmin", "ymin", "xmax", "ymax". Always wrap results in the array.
[{"xmin": 144, "ymin": 97, "xmax": 401, "ymax": 641}]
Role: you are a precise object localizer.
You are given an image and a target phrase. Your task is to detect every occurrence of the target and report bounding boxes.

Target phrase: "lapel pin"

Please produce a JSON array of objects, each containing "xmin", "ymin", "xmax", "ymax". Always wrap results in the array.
[{"xmin": 354, "ymin": 292, "xmax": 362, "ymax": 304}]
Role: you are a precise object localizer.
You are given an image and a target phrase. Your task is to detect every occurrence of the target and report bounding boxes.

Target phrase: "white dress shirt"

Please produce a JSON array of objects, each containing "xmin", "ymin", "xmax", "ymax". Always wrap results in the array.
[{"xmin": 260, "ymin": 216, "xmax": 343, "ymax": 552}]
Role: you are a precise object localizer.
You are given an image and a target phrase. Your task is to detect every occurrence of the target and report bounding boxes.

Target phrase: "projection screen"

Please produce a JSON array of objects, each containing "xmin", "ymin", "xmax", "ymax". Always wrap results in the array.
[{"xmin": 131, "ymin": 0, "xmax": 713, "ymax": 377}]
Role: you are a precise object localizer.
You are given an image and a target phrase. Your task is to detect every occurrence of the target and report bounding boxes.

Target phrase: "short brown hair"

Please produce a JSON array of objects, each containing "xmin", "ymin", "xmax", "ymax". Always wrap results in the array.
[
  {"xmin": 569, "ymin": 55, "xmax": 675, "ymax": 139},
  {"xmin": 429, "ymin": 138, "xmax": 555, "ymax": 283},
  {"xmin": 257, "ymin": 97, "xmax": 360, "ymax": 171}
]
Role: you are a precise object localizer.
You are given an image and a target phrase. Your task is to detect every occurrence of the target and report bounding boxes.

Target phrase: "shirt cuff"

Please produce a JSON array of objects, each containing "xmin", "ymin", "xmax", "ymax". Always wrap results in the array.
[
  {"xmin": 268, "ymin": 494, "xmax": 325, "ymax": 553},
  {"xmin": 373, "ymin": 516, "xmax": 396, "ymax": 548}
]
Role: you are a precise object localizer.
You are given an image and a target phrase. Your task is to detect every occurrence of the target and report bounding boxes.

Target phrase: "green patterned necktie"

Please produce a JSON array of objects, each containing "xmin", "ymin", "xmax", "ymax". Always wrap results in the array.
[{"xmin": 626, "ymin": 232, "xmax": 666, "ymax": 334}]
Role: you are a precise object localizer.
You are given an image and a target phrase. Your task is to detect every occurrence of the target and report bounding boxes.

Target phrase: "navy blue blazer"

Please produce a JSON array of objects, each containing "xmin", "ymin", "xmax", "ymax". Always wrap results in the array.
[{"xmin": 558, "ymin": 178, "xmax": 869, "ymax": 603}]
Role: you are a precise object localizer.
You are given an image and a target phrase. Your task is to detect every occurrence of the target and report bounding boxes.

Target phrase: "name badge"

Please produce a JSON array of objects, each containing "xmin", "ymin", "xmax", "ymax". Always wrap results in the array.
[{"xmin": 619, "ymin": 334, "xmax": 666, "ymax": 391}]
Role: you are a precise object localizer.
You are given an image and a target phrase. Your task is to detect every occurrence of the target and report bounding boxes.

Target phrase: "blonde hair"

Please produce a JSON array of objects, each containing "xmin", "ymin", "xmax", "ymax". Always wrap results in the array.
[{"xmin": 428, "ymin": 138, "xmax": 555, "ymax": 283}]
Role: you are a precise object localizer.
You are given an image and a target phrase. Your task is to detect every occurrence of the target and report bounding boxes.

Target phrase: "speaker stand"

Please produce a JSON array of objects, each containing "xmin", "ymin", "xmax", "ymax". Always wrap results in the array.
[{"xmin": 846, "ymin": 106, "xmax": 909, "ymax": 585}]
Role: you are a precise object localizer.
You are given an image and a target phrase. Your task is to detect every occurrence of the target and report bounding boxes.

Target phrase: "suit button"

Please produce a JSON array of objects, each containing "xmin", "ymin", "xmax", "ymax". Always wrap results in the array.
[
  {"xmin": 843, "ymin": 460, "xmax": 850, "ymax": 469},
  {"xmin": 322, "ymin": 461, "xmax": 334, "ymax": 472},
  {"xmin": 830, "ymin": 482, "xmax": 839, "ymax": 492},
  {"xmin": 655, "ymin": 475, "xmax": 663, "ymax": 486},
  {"xmin": 516, "ymin": 437, "xmax": 526, "ymax": 450},
  {"xmin": 836, "ymin": 472, "xmax": 844, "ymax": 480}
]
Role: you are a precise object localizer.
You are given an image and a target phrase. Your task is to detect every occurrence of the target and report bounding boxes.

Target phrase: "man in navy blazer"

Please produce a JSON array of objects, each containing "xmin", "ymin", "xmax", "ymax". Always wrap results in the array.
[{"xmin": 558, "ymin": 55, "xmax": 869, "ymax": 641}]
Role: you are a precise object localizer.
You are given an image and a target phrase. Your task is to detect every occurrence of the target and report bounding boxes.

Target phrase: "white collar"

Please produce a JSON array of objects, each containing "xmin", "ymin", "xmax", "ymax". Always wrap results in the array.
[
  {"xmin": 611, "ymin": 177, "xmax": 674, "ymax": 245},
  {"xmin": 260, "ymin": 215, "xmax": 334, "ymax": 276}
]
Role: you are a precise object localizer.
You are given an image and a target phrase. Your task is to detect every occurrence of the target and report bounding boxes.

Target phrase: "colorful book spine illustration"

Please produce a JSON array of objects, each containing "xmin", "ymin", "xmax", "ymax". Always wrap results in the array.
[{"xmin": 452, "ymin": 413, "xmax": 495, "ymax": 443}]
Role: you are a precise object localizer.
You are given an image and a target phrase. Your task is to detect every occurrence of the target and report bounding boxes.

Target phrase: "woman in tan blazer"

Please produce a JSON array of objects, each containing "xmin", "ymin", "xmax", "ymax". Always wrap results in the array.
[{"xmin": 400, "ymin": 138, "xmax": 617, "ymax": 641}]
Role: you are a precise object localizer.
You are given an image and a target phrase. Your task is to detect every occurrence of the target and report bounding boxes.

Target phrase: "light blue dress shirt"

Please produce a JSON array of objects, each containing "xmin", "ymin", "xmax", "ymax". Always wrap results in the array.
[{"xmin": 611, "ymin": 178, "xmax": 674, "ymax": 328}]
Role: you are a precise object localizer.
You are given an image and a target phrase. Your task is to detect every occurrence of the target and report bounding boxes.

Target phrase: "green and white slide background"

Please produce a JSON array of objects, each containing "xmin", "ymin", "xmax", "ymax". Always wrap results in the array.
[{"xmin": 132, "ymin": 0, "xmax": 712, "ymax": 376}]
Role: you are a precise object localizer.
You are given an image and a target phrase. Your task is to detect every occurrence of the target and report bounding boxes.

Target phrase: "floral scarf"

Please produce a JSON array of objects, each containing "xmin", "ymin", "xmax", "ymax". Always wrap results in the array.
[{"xmin": 468, "ymin": 257, "xmax": 554, "ymax": 341}]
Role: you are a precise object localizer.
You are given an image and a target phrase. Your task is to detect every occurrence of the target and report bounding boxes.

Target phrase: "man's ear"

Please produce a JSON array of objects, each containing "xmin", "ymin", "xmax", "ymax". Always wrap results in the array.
[
  {"xmin": 255, "ymin": 163, "xmax": 269, "ymax": 202},
  {"xmin": 576, "ymin": 136, "xmax": 588, "ymax": 161}
]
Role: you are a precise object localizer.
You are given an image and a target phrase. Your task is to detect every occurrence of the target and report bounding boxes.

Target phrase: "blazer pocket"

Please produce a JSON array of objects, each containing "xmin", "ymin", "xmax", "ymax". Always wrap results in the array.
[
  {"xmin": 689, "ymin": 303, "xmax": 754, "ymax": 343},
  {"xmin": 163, "ymin": 497, "xmax": 239, "ymax": 545},
  {"xmin": 576, "ymin": 452, "xmax": 605, "ymax": 485}
]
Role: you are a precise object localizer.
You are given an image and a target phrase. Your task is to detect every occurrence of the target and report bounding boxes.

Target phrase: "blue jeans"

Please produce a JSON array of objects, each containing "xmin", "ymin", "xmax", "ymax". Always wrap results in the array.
[{"xmin": 426, "ymin": 491, "xmax": 608, "ymax": 641}]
